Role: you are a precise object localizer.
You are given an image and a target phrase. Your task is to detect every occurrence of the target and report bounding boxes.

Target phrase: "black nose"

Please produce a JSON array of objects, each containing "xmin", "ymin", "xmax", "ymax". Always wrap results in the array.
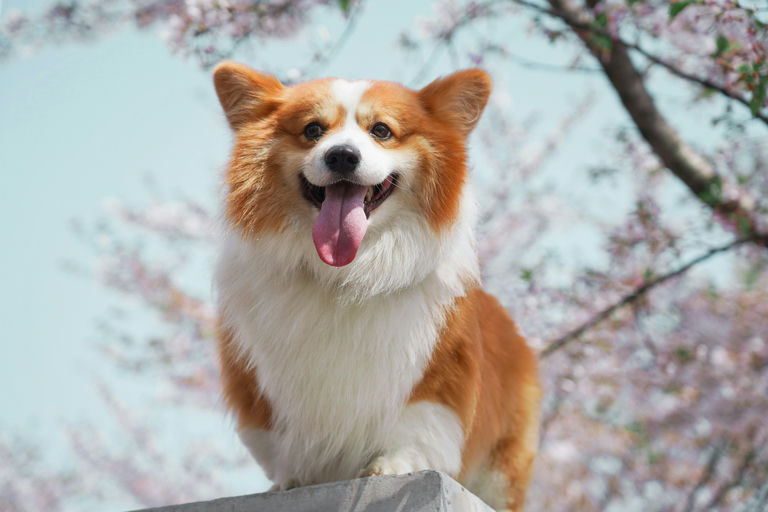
[{"xmin": 324, "ymin": 145, "xmax": 361, "ymax": 174}]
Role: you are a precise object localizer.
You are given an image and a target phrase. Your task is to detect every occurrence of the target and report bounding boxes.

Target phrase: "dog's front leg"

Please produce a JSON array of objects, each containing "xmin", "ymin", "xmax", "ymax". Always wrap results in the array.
[
  {"xmin": 239, "ymin": 427, "xmax": 304, "ymax": 491},
  {"xmin": 238, "ymin": 428, "xmax": 278, "ymax": 478},
  {"xmin": 364, "ymin": 401, "xmax": 464, "ymax": 477}
]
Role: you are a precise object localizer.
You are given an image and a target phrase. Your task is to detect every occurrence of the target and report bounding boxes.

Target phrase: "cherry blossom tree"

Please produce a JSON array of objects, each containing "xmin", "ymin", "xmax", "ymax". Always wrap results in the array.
[{"xmin": 1, "ymin": 1, "xmax": 766, "ymax": 510}]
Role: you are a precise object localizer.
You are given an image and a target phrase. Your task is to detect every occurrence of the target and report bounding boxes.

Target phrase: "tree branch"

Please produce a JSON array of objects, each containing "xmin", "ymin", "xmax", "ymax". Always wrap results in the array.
[
  {"xmin": 742, "ymin": 482, "xmax": 768, "ymax": 512},
  {"xmin": 514, "ymin": 0, "xmax": 768, "ymax": 251},
  {"xmin": 541, "ymin": 237, "xmax": 752, "ymax": 357},
  {"xmin": 705, "ymin": 447, "xmax": 758, "ymax": 510},
  {"xmin": 409, "ymin": 0, "xmax": 509, "ymax": 86},
  {"xmin": 510, "ymin": 0, "xmax": 768, "ymax": 126},
  {"xmin": 300, "ymin": 1, "xmax": 362, "ymax": 79},
  {"xmin": 485, "ymin": 43, "xmax": 601, "ymax": 73},
  {"xmin": 682, "ymin": 440, "xmax": 726, "ymax": 512}
]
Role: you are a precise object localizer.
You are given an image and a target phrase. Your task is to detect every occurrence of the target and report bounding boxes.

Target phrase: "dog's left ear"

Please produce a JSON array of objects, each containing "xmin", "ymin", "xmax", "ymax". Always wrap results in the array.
[{"xmin": 418, "ymin": 69, "xmax": 492, "ymax": 137}]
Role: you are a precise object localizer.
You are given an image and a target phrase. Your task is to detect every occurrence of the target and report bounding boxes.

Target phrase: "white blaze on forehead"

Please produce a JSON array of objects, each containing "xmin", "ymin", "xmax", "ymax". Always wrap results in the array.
[
  {"xmin": 331, "ymin": 79, "xmax": 372, "ymax": 125},
  {"xmin": 304, "ymin": 78, "xmax": 402, "ymax": 188}
]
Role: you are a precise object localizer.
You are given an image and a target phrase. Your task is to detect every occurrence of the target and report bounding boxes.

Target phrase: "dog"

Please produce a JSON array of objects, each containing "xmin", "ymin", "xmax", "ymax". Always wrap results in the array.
[{"xmin": 212, "ymin": 61, "xmax": 540, "ymax": 511}]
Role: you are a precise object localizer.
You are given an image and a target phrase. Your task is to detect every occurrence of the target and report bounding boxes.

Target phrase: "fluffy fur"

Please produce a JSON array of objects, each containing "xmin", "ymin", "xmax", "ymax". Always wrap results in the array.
[{"xmin": 212, "ymin": 61, "xmax": 541, "ymax": 511}]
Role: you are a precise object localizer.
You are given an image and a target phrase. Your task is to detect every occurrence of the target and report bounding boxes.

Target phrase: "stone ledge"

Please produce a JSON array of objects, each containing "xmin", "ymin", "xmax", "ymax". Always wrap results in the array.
[{"xmin": 132, "ymin": 470, "xmax": 493, "ymax": 512}]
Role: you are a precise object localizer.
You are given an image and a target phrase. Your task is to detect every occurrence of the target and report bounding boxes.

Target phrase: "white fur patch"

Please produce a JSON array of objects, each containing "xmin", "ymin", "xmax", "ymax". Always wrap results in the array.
[
  {"xmin": 366, "ymin": 401, "xmax": 465, "ymax": 477},
  {"xmin": 331, "ymin": 79, "xmax": 370, "ymax": 113},
  {"xmin": 331, "ymin": 79, "xmax": 370, "ymax": 123},
  {"xmin": 216, "ymin": 187, "xmax": 479, "ymax": 487},
  {"xmin": 237, "ymin": 428, "xmax": 278, "ymax": 481},
  {"xmin": 463, "ymin": 466, "xmax": 511, "ymax": 510}
]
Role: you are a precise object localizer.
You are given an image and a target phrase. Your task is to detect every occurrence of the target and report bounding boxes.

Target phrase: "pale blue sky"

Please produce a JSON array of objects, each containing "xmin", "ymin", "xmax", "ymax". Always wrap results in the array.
[{"xmin": 0, "ymin": 0, "xmax": 735, "ymax": 509}]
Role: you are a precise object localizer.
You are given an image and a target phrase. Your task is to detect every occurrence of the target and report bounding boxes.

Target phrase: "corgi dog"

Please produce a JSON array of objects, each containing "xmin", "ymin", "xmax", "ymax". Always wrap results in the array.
[{"xmin": 212, "ymin": 61, "xmax": 540, "ymax": 511}]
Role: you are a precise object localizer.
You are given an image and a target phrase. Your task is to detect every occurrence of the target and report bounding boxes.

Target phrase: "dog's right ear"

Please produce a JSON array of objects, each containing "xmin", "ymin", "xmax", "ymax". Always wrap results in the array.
[{"xmin": 213, "ymin": 61, "xmax": 284, "ymax": 130}]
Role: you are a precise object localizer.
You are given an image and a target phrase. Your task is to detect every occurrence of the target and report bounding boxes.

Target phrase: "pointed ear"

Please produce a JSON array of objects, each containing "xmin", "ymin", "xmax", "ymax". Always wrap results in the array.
[
  {"xmin": 418, "ymin": 69, "xmax": 492, "ymax": 137},
  {"xmin": 213, "ymin": 61, "xmax": 284, "ymax": 130}
]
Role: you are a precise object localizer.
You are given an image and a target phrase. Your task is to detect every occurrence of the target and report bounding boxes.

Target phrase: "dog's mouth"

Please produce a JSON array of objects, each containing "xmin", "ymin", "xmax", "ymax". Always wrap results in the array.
[
  {"xmin": 302, "ymin": 173, "xmax": 399, "ymax": 267},
  {"xmin": 300, "ymin": 174, "xmax": 398, "ymax": 218}
]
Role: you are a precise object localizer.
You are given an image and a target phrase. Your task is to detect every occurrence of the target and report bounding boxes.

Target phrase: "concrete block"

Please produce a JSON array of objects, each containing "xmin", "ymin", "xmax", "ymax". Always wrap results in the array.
[{"xmin": 132, "ymin": 470, "xmax": 493, "ymax": 512}]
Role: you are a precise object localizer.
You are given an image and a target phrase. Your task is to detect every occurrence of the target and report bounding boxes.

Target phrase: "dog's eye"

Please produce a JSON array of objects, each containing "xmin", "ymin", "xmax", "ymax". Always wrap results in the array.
[
  {"xmin": 303, "ymin": 122, "xmax": 325, "ymax": 141},
  {"xmin": 371, "ymin": 122, "xmax": 392, "ymax": 140}
]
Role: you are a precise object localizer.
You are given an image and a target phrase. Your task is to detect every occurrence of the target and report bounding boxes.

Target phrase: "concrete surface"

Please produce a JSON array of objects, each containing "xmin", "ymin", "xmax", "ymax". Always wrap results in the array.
[{"xmin": 132, "ymin": 470, "xmax": 494, "ymax": 512}]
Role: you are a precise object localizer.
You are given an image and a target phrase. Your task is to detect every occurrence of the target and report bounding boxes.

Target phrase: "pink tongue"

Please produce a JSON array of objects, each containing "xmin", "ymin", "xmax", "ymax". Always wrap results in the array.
[{"xmin": 312, "ymin": 182, "xmax": 368, "ymax": 267}]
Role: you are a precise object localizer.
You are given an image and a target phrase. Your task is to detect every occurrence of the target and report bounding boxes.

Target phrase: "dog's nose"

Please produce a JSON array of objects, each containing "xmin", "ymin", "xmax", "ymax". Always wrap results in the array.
[{"xmin": 324, "ymin": 145, "xmax": 361, "ymax": 175}]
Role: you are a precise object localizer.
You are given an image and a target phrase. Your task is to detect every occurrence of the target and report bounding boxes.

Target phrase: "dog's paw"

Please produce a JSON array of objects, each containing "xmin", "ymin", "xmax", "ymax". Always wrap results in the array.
[
  {"xmin": 268, "ymin": 479, "xmax": 300, "ymax": 492},
  {"xmin": 364, "ymin": 453, "xmax": 423, "ymax": 477}
]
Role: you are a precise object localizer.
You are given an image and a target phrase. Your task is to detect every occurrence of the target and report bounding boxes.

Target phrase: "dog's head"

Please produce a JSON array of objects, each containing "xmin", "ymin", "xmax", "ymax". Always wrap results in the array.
[{"xmin": 214, "ymin": 62, "xmax": 490, "ymax": 294}]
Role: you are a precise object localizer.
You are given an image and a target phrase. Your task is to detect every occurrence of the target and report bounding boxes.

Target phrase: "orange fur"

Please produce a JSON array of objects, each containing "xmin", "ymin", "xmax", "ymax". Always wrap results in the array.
[
  {"xmin": 411, "ymin": 289, "xmax": 540, "ymax": 511},
  {"xmin": 217, "ymin": 326, "xmax": 272, "ymax": 431}
]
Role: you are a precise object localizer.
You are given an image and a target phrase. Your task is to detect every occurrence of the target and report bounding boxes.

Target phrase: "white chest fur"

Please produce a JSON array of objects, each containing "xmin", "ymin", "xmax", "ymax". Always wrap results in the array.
[
  {"xmin": 217, "ymin": 234, "xmax": 469, "ymax": 484},
  {"xmin": 215, "ymin": 191, "xmax": 479, "ymax": 485}
]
